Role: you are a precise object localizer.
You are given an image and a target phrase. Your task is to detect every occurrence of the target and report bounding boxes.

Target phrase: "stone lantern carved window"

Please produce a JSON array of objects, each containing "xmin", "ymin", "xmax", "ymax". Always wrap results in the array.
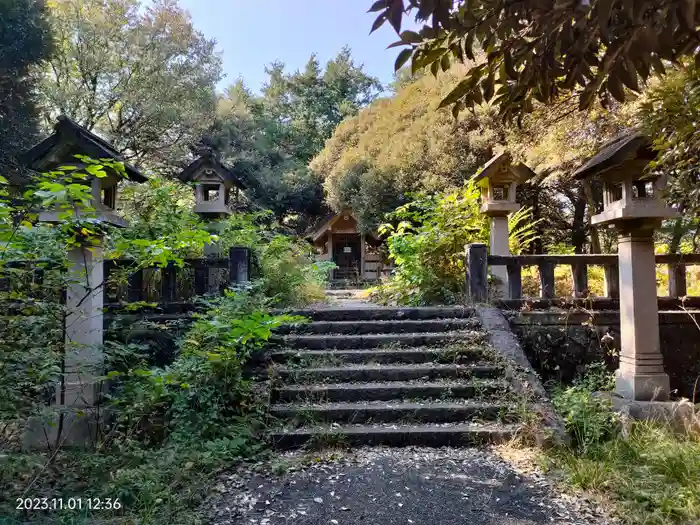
[
  {"xmin": 604, "ymin": 182, "xmax": 623, "ymax": 205},
  {"xmin": 202, "ymin": 184, "xmax": 220, "ymax": 202},
  {"xmin": 491, "ymin": 184, "xmax": 509, "ymax": 201},
  {"xmin": 632, "ymin": 180, "xmax": 655, "ymax": 199},
  {"xmin": 102, "ymin": 186, "xmax": 117, "ymax": 209}
]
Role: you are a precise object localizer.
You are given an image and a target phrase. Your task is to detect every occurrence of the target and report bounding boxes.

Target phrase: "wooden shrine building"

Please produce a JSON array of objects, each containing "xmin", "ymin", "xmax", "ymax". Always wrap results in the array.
[{"xmin": 309, "ymin": 209, "xmax": 386, "ymax": 282}]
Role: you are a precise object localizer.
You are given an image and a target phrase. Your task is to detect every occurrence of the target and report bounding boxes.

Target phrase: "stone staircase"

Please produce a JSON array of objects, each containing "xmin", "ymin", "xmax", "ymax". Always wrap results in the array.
[{"xmin": 268, "ymin": 307, "xmax": 525, "ymax": 448}]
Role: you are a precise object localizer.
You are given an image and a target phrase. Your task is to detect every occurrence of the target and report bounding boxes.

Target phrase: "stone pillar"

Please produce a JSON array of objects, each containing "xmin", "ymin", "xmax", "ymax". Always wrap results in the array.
[
  {"xmin": 327, "ymin": 232, "xmax": 334, "ymax": 280},
  {"xmin": 229, "ymin": 247, "xmax": 251, "ymax": 284},
  {"xmin": 25, "ymin": 243, "xmax": 105, "ymax": 449},
  {"xmin": 616, "ymin": 225, "xmax": 670, "ymax": 401},
  {"xmin": 204, "ymin": 221, "xmax": 225, "ymax": 293},
  {"xmin": 62, "ymin": 243, "xmax": 105, "ymax": 407},
  {"xmin": 489, "ymin": 215, "xmax": 510, "ymax": 297}
]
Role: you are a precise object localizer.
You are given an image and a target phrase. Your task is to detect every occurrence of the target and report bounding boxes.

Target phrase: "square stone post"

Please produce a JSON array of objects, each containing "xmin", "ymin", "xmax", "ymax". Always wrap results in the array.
[
  {"xmin": 360, "ymin": 233, "xmax": 366, "ymax": 279},
  {"xmin": 25, "ymin": 242, "xmax": 106, "ymax": 449},
  {"xmin": 62, "ymin": 243, "xmax": 105, "ymax": 407},
  {"xmin": 489, "ymin": 216, "xmax": 510, "ymax": 296},
  {"xmin": 229, "ymin": 246, "xmax": 251, "ymax": 284},
  {"xmin": 203, "ymin": 221, "xmax": 226, "ymax": 293},
  {"xmin": 616, "ymin": 226, "xmax": 670, "ymax": 401}
]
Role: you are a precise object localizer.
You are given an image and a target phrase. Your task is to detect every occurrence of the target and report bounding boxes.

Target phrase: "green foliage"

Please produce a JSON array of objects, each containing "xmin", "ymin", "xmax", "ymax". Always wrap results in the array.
[
  {"xmin": 311, "ymin": 67, "xmax": 504, "ymax": 230},
  {"xmin": 548, "ymin": 364, "xmax": 700, "ymax": 524},
  {"xmin": 0, "ymin": 0, "xmax": 52, "ymax": 180},
  {"xmin": 372, "ymin": 0, "xmax": 700, "ymax": 120},
  {"xmin": 641, "ymin": 64, "xmax": 700, "ymax": 236},
  {"xmin": 1, "ymin": 289, "xmax": 301, "ymax": 523},
  {"xmin": 551, "ymin": 364, "xmax": 618, "ymax": 452},
  {"xmin": 106, "ymin": 291, "xmax": 300, "ymax": 446},
  {"xmin": 203, "ymin": 48, "xmax": 382, "ymax": 226},
  {"xmin": 372, "ymin": 183, "xmax": 537, "ymax": 305},
  {"xmin": 216, "ymin": 210, "xmax": 334, "ymax": 307},
  {"xmin": 0, "ymin": 302, "xmax": 62, "ymax": 448},
  {"xmin": 38, "ymin": 0, "xmax": 222, "ymax": 170}
]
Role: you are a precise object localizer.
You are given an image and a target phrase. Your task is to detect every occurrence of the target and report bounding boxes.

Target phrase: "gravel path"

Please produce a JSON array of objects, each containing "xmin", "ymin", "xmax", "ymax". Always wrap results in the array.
[{"xmin": 206, "ymin": 447, "xmax": 615, "ymax": 525}]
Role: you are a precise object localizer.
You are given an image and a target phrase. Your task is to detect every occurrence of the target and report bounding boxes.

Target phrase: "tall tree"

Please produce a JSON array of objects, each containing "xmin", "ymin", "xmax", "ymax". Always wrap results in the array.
[
  {"xmin": 38, "ymin": 0, "xmax": 222, "ymax": 170},
  {"xmin": 203, "ymin": 48, "xmax": 382, "ymax": 227},
  {"xmin": 0, "ymin": 0, "xmax": 52, "ymax": 179},
  {"xmin": 311, "ymin": 66, "xmax": 505, "ymax": 230},
  {"xmin": 370, "ymin": 0, "xmax": 700, "ymax": 120}
]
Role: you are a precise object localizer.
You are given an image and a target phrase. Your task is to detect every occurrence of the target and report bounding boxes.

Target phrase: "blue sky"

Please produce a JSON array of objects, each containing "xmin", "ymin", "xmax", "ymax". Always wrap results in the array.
[{"xmin": 179, "ymin": 0, "xmax": 418, "ymax": 93}]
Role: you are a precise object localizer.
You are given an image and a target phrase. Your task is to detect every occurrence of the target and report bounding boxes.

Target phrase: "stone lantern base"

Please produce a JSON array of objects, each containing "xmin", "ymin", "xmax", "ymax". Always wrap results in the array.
[{"xmin": 615, "ymin": 370, "xmax": 670, "ymax": 402}]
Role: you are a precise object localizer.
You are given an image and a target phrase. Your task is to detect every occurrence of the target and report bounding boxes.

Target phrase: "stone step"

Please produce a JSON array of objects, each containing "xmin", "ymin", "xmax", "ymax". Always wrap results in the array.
[
  {"xmin": 273, "ymin": 331, "xmax": 484, "ymax": 350},
  {"xmin": 276, "ymin": 318, "xmax": 480, "ymax": 335},
  {"xmin": 269, "ymin": 347, "xmax": 487, "ymax": 365},
  {"xmin": 273, "ymin": 379, "xmax": 509, "ymax": 403},
  {"xmin": 271, "ymin": 422, "xmax": 520, "ymax": 449},
  {"xmin": 270, "ymin": 401, "xmax": 515, "ymax": 425},
  {"xmin": 275, "ymin": 363, "xmax": 502, "ymax": 384},
  {"xmin": 273, "ymin": 307, "xmax": 475, "ymax": 322}
]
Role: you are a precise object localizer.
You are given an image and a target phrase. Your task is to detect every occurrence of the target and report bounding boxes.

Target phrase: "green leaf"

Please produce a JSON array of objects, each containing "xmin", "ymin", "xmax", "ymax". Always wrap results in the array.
[
  {"xmin": 607, "ymin": 73, "xmax": 626, "ymax": 102},
  {"xmin": 370, "ymin": 13, "xmax": 386, "ymax": 33},
  {"xmin": 368, "ymin": 0, "xmax": 386, "ymax": 13},
  {"xmin": 438, "ymin": 78, "xmax": 474, "ymax": 108},
  {"xmin": 481, "ymin": 73, "xmax": 495, "ymax": 102},
  {"xmin": 400, "ymin": 30, "xmax": 422, "ymax": 44},
  {"xmin": 395, "ymin": 48, "xmax": 413, "ymax": 71},
  {"xmin": 440, "ymin": 54, "xmax": 450, "ymax": 72}
]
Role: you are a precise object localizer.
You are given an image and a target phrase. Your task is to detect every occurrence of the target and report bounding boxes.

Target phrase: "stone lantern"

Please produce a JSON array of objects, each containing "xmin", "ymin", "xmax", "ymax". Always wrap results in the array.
[
  {"xmin": 21, "ymin": 116, "xmax": 147, "ymax": 446},
  {"xmin": 22, "ymin": 115, "xmax": 148, "ymax": 228},
  {"xmin": 177, "ymin": 154, "xmax": 247, "ymax": 290},
  {"xmin": 177, "ymin": 152, "xmax": 246, "ymax": 222},
  {"xmin": 472, "ymin": 152, "xmax": 534, "ymax": 294},
  {"xmin": 574, "ymin": 131, "xmax": 679, "ymax": 401}
]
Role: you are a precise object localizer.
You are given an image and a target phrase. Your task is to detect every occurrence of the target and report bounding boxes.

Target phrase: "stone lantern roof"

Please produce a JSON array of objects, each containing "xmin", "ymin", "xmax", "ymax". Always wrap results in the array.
[
  {"xmin": 573, "ymin": 130, "xmax": 678, "ymax": 227},
  {"xmin": 573, "ymin": 130, "xmax": 656, "ymax": 181},
  {"xmin": 22, "ymin": 115, "xmax": 147, "ymax": 183},
  {"xmin": 176, "ymin": 152, "xmax": 246, "ymax": 190},
  {"xmin": 21, "ymin": 116, "xmax": 147, "ymax": 228},
  {"xmin": 471, "ymin": 152, "xmax": 536, "ymax": 185}
]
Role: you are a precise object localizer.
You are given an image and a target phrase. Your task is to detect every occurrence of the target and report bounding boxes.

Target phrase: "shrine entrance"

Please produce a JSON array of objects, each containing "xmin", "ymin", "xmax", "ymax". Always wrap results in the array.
[{"xmin": 332, "ymin": 233, "xmax": 361, "ymax": 280}]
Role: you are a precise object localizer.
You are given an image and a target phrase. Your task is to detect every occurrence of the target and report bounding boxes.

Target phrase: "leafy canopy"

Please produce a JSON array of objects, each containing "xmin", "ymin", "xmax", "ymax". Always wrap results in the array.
[
  {"xmin": 39, "ymin": 0, "xmax": 222, "ymax": 170},
  {"xmin": 371, "ymin": 0, "xmax": 700, "ymax": 121},
  {"xmin": 0, "ymin": 0, "xmax": 52, "ymax": 178},
  {"xmin": 203, "ymin": 48, "xmax": 382, "ymax": 226}
]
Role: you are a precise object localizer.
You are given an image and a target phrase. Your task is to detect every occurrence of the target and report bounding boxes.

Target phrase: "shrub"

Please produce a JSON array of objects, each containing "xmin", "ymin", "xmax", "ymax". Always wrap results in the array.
[
  {"xmin": 1, "ymin": 290, "xmax": 303, "ymax": 523},
  {"xmin": 372, "ymin": 184, "xmax": 537, "ymax": 305},
  {"xmin": 219, "ymin": 211, "xmax": 334, "ymax": 307},
  {"xmin": 547, "ymin": 363, "xmax": 700, "ymax": 524}
]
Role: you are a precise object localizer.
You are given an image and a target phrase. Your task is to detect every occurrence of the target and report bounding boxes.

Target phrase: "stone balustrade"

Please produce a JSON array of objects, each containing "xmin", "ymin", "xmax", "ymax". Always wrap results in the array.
[{"xmin": 465, "ymin": 243, "xmax": 700, "ymax": 303}]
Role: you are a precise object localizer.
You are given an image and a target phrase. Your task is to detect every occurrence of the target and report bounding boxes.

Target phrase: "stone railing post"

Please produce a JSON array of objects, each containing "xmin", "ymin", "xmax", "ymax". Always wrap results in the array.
[
  {"xmin": 668, "ymin": 263, "xmax": 687, "ymax": 298},
  {"xmin": 229, "ymin": 246, "xmax": 251, "ymax": 285},
  {"xmin": 465, "ymin": 243, "xmax": 488, "ymax": 303},
  {"xmin": 616, "ymin": 227, "xmax": 670, "ymax": 400}
]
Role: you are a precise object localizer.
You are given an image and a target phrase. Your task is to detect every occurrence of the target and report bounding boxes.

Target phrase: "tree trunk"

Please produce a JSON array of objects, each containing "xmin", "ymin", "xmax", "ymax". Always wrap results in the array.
[
  {"xmin": 571, "ymin": 184, "xmax": 587, "ymax": 254},
  {"xmin": 582, "ymin": 180, "xmax": 601, "ymax": 253}
]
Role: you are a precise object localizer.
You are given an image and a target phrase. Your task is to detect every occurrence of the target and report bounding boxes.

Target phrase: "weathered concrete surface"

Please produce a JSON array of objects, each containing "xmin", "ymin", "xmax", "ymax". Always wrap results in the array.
[
  {"xmin": 508, "ymin": 309, "xmax": 700, "ymax": 399},
  {"xmin": 207, "ymin": 447, "xmax": 614, "ymax": 525},
  {"xmin": 475, "ymin": 306, "xmax": 568, "ymax": 446},
  {"xmin": 595, "ymin": 392, "xmax": 699, "ymax": 433}
]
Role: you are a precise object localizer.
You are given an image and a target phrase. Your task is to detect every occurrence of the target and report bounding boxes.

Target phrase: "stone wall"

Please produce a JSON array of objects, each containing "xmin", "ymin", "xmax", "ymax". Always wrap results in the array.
[{"xmin": 506, "ymin": 309, "xmax": 700, "ymax": 399}]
